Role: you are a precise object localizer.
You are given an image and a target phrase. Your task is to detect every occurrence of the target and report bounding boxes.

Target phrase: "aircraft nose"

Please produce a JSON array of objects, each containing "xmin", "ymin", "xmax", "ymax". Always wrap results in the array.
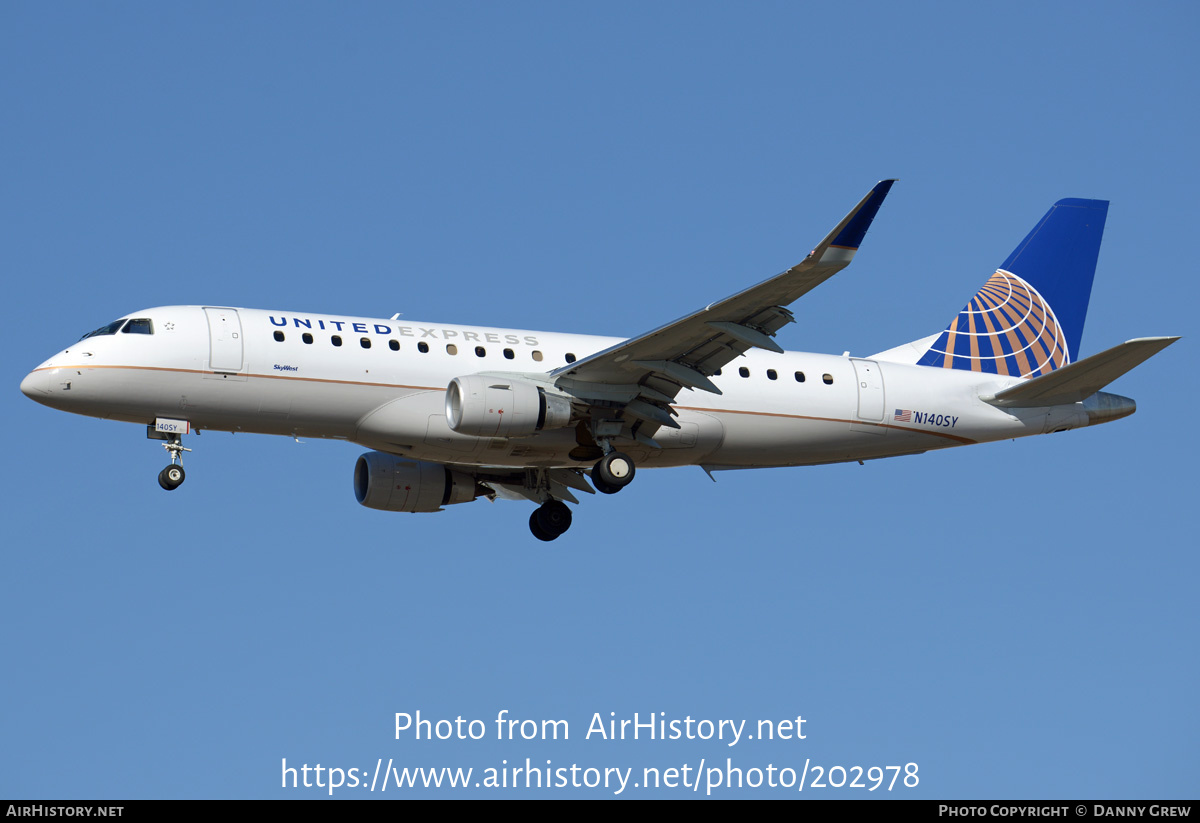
[{"xmin": 20, "ymin": 369, "xmax": 50, "ymax": 399}]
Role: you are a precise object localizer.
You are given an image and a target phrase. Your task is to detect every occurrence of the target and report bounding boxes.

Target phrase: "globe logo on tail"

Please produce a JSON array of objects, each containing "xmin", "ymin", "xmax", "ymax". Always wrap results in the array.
[{"xmin": 919, "ymin": 270, "xmax": 1069, "ymax": 378}]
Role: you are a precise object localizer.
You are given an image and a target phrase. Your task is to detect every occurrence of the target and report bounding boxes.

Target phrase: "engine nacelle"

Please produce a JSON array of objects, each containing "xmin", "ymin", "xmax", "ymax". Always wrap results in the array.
[
  {"xmin": 445, "ymin": 375, "xmax": 572, "ymax": 438},
  {"xmin": 353, "ymin": 452, "xmax": 482, "ymax": 513}
]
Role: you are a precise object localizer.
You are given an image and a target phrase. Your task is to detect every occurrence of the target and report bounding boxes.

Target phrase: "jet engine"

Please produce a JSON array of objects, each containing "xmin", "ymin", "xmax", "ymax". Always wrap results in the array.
[
  {"xmin": 445, "ymin": 375, "xmax": 572, "ymax": 438},
  {"xmin": 353, "ymin": 452, "xmax": 484, "ymax": 513}
]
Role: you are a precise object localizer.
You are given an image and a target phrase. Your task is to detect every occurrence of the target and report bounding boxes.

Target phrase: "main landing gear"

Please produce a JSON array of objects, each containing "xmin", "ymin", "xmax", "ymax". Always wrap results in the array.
[
  {"xmin": 591, "ymin": 450, "xmax": 635, "ymax": 495},
  {"xmin": 156, "ymin": 432, "xmax": 191, "ymax": 491},
  {"xmin": 529, "ymin": 500, "xmax": 572, "ymax": 542},
  {"xmin": 528, "ymin": 448, "xmax": 637, "ymax": 540}
]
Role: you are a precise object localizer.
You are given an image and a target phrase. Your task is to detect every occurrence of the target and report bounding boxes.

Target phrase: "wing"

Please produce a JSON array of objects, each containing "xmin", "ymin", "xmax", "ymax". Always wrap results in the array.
[{"xmin": 548, "ymin": 180, "xmax": 896, "ymax": 440}]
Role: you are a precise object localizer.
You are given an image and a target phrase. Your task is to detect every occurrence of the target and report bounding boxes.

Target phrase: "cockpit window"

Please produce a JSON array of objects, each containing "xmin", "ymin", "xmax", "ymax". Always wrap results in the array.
[
  {"xmin": 122, "ymin": 318, "xmax": 153, "ymax": 335},
  {"xmin": 80, "ymin": 319, "xmax": 125, "ymax": 340}
]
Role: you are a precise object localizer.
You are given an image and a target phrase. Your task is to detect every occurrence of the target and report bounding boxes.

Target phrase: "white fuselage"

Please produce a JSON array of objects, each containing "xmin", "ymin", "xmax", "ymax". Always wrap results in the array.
[{"xmin": 22, "ymin": 305, "xmax": 1099, "ymax": 471}]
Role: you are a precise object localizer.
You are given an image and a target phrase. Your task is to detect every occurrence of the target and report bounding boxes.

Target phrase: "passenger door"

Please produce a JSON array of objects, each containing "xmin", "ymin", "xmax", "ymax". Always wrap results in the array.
[{"xmin": 204, "ymin": 307, "xmax": 244, "ymax": 372}]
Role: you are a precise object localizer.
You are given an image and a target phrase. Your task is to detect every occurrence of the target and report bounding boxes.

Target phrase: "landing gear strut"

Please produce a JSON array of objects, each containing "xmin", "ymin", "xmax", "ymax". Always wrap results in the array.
[
  {"xmin": 592, "ymin": 450, "xmax": 635, "ymax": 495},
  {"xmin": 157, "ymin": 432, "xmax": 191, "ymax": 491},
  {"xmin": 529, "ymin": 500, "xmax": 572, "ymax": 541}
]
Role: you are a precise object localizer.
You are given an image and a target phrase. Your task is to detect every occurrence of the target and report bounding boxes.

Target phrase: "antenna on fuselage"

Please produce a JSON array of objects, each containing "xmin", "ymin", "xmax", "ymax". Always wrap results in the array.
[{"xmin": 390, "ymin": 313, "xmax": 402, "ymax": 320}]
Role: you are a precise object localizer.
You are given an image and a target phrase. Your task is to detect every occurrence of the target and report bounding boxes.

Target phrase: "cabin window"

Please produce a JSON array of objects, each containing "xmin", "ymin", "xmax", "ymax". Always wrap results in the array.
[
  {"xmin": 446, "ymin": 344, "xmax": 458, "ymax": 355},
  {"xmin": 273, "ymin": 330, "xmax": 285, "ymax": 342},
  {"xmin": 795, "ymin": 371, "xmax": 805, "ymax": 383},
  {"xmin": 123, "ymin": 318, "xmax": 153, "ymax": 335},
  {"xmin": 739, "ymin": 367, "xmax": 750, "ymax": 378},
  {"xmin": 302, "ymin": 333, "xmax": 314, "ymax": 344},
  {"xmin": 503, "ymin": 348, "xmax": 515, "ymax": 360},
  {"xmin": 418, "ymin": 342, "xmax": 429, "ymax": 353},
  {"xmin": 360, "ymin": 337, "xmax": 371, "ymax": 349},
  {"xmin": 331, "ymin": 335, "xmax": 343, "ymax": 347},
  {"xmin": 822, "ymin": 373, "xmax": 833, "ymax": 385},
  {"xmin": 475, "ymin": 346, "xmax": 486, "ymax": 357},
  {"xmin": 565, "ymin": 353, "xmax": 576, "ymax": 363},
  {"xmin": 389, "ymin": 339, "xmax": 399, "ymax": 351},
  {"xmin": 532, "ymin": 350, "xmax": 543, "ymax": 362},
  {"xmin": 767, "ymin": 369, "xmax": 777, "ymax": 380}
]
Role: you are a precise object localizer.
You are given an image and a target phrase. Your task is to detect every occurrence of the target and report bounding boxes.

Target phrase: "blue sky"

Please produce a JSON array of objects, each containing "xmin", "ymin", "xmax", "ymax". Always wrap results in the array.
[{"xmin": 3, "ymin": 2, "xmax": 1196, "ymax": 798}]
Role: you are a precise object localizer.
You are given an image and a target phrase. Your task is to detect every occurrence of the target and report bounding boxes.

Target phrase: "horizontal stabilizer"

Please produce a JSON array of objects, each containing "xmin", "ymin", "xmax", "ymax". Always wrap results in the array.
[{"xmin": 983, "ymin": 336, "xmax": 1179, "ymax": 407}]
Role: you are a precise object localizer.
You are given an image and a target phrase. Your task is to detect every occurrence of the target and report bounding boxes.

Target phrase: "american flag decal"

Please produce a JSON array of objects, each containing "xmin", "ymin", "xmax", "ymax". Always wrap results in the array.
[{"xmin": 894, "ymin": 409, "xmax": 911, "ymax": 422}]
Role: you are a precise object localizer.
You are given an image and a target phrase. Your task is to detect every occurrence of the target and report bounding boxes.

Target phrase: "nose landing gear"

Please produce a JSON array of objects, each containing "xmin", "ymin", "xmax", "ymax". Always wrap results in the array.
[{"xmin": 156, "ymin": 432, "xmax": 191, "ymax": 491}]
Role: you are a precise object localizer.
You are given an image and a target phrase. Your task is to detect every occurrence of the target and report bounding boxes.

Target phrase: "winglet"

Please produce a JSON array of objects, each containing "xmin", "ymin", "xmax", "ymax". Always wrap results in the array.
[
  {"xmin": 811, "ymin": 179, "xmax": 896, "ymax": 267},
  {"xmin": 831, "ymin": 179, "xmax": 896, "ymax": 249}
]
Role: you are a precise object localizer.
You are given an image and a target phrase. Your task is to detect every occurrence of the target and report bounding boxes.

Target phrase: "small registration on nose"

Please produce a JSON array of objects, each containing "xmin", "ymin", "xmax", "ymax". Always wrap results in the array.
[{"xmin": 151, "ymin": 418, "xmax": 190, "ymax": 436}]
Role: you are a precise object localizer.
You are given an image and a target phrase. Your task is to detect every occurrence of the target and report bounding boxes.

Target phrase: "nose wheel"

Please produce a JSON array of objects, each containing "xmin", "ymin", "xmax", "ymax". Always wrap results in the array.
[
  {"xmin": 156, "ymin": 432, "xmax": 191, "ymax": 491},
  {"xmin": 158, "ymin": 464, "xmax": 186, "ymax": 491}
]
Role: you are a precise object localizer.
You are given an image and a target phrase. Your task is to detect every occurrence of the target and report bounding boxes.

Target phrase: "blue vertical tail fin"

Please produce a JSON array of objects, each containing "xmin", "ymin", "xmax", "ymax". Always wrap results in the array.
[{"xmin": 916, "ymin": 198, "xmax": 1108, "ymax": 377}]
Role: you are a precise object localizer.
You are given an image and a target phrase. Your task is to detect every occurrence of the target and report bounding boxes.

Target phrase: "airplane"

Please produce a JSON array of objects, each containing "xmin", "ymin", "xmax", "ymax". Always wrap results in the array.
[{"xmin": 20, "ymin": 181, "xmax": 1179, "ymax": 541}]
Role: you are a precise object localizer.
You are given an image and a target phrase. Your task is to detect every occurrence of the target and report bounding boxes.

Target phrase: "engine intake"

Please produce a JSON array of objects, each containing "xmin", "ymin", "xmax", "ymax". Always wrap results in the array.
[
  {"xmin": 353, "ymin": 452, "xmax": 482, "ymax": 513},
  {"xmin": 445, "ymin": 375, "xmax": 572, "ymax": 437}
]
